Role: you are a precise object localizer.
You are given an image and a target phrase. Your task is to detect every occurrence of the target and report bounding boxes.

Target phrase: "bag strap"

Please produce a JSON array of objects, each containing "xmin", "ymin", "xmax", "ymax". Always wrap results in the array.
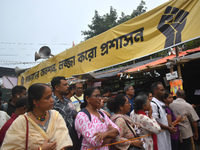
[
  {"xmin": 80, "ymin": 108, "xmax": 91, "ymax": 121},
  {"xmin": 24, "ymin": 115, "xmax": 29, "ymax": 150},
  {"xmin": 151, "ymin": 101, "xmax": 161, "ymax": 118},
  {"xmin": 124, "ymin": 120, "xmax": 137, "ymax": 138},
  {"xmin": 79, "ymin": 108, "xmax": 105, "ymax": 121},
  {"xmin": 98, "ymin": 110, "xmax": 105, "ymax": 118},
  {"xmin": 74, "ymin": 95, "xmax": 83, "ymax": 104}
]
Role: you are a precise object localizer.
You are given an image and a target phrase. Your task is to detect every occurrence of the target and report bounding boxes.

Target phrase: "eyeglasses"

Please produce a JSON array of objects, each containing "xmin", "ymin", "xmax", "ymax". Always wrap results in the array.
[{"xmin": 90, "ymin": 95, "xmax": 101, "ymax": 99}]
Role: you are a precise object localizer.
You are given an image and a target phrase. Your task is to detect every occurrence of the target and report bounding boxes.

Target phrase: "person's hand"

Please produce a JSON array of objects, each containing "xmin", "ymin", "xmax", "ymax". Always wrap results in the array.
[
  {"xmin": 168, "ymin": 126, "xmax": 177, "ymax": 134},
  {"xmin": 41, "ymin": 139, "xmax": 56, "ymax": 150},
  {"xmin": 194, "ymin": 132, "xmax": 198, "ymax": 140},
  {"xmin": 176, "ymin": 115, "xmax": 182, "ymax": 122},
  {"xmin": 93, "ymin": 132, "xmax": 107, "ymax": 143},
  {"xmin": 131, "ymin": 139, "xmax": 144, "ymax": 148},
  {"xmin": 131, "ymin": 123, "xmax": 141, "ymax": 129},
  {"xmin": 102, "ymin": 137, "xmax": 112, "ymax": 145}
]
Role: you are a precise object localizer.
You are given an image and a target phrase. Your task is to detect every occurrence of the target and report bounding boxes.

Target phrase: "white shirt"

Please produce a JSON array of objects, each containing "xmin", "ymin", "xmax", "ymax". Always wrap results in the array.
[
  {"xmin": 151, "ymin": 97, "xmax": 172, "ymax": 150},
  {"xmin": 0, "ymin": 110, "xmax": 10, "ymax": 129}
]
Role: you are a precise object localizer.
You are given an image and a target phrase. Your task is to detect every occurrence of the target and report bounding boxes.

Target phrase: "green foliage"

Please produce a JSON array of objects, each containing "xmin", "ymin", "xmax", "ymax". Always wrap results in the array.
[
  {"xmin": 184, "ymin": 38, "xmax": 200, "ymax": 49},
  {"xmin": 82, "ymin": 0, "xmax": 147, "ymax": 40}
]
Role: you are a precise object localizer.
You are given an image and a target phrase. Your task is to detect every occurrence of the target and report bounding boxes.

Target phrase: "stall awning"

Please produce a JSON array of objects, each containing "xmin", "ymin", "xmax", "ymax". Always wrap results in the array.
[
  {"xmin": 73, "ymin": 57, "xmax": 161, "ymax": 79},
  {"xmin": 124, "ymin": 47, "xmax": 200, "ymax": 74}
]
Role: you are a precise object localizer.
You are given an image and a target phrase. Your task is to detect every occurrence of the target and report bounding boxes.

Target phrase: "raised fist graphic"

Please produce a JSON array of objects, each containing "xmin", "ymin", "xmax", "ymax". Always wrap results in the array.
[{"xmin": 157, "ymin": 6, "xmax": 189, "ymax": 48}]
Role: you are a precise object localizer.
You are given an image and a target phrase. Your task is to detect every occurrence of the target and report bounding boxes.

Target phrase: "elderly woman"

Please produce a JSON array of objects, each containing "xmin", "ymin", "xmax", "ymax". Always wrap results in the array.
[
  {"xmin": 75, "ymin": 87, "xmax": 119, "ymax": 150},
  {"xmin": 107, "ymin": 94, "xmax": 144, "ymax": 150},
  {"xmin": 1, "ymin": 83, "xmax": 72, "ymax": 150},
  {"xmin": 130, "ymin": 94, "xmax": 161, "ymax": 150}
]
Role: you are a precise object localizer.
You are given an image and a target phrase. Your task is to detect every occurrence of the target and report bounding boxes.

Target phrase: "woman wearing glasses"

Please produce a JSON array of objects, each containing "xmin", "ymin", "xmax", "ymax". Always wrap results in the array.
[
  {"xmin": 107, "ymin": 94, "xmax": 144, "ymax": 150},
  {"xmin": 75, "ymin": 87, "xmax": 119, "ymax": 150}
]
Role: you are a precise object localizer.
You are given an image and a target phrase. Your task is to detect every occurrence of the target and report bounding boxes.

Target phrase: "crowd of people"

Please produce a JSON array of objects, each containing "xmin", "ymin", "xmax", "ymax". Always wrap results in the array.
[{"xmin": 0, "ymin": 77, "xmax": 199, "ymax": 150}]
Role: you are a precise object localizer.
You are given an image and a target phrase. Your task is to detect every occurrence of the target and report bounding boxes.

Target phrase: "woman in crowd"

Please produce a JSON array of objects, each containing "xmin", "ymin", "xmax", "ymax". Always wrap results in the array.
[
  {"xmin": 1, "ymin": 83, "xmax": 72, "ymax": 150},
  {"xmin": 75, "ymin": 87, "xmax": 119, "ymax": 150},
  {"xmin": 163, "ymin": 90, "xmax": 181, "ymax": 150},
  {"xmin": 130, "ymin": 94, "xmax": 161, "ymax": 150},
  {"xmin": 107, "ymin": 94, "xmax": 144, "ymax": 150},
  {"xmin": 145, "ymin": 91, "xmax": 153, "ymax": 101}
]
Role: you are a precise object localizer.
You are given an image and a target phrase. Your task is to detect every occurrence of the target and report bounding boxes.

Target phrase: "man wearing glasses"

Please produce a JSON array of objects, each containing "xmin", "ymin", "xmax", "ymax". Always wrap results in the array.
[
  {"xmin": 124, "ymin": 85, "xmax": 135, "ymax": 116},
  {"xmin": 71, "ymin": 82, "xmax": 84, "ymax": 112}
]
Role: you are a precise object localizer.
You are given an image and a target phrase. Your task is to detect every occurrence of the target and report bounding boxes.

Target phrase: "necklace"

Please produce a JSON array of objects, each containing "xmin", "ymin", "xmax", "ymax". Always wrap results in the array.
[{"xmin": 32, "ymin": 111, "xmax": 46, "ymax": 121}]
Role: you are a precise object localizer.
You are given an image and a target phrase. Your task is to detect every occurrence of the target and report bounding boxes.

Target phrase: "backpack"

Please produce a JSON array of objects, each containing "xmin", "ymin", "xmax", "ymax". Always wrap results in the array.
[{"xmin": 68, "ymin": 108, "xmax": 105, "ymax": 150}]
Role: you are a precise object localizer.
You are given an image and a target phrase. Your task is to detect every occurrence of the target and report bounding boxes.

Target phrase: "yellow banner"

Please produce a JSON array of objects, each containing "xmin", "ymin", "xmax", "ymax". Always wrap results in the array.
[{"xmin": 18, "ymin": 0, "xmax": 200, "ymax": 88}]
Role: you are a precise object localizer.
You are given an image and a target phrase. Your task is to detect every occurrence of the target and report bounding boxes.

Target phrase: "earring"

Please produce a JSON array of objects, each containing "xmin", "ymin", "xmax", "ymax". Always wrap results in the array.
[{"xmin": 35, "ymin": 104, "xmax": 39, "ymax": 108}]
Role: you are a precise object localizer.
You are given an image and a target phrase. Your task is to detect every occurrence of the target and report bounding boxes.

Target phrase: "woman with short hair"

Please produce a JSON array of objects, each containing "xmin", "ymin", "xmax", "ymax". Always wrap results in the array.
[
  {"xmin": 130, "ymin": 94, "xmax": 161, "ymax": 150},
  {"xmin": 107, "ymin": 94, "xmax": 144, "ymax": 150}
]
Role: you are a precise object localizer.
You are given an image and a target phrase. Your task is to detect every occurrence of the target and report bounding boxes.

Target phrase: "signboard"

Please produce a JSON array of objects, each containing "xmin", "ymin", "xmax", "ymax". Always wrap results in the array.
[{"xmin": 166, "ymin": 71, "xmax": 178, "ymax": 80}]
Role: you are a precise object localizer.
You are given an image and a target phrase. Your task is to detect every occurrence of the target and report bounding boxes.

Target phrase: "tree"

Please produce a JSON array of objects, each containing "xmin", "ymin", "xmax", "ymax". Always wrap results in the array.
[{"xmin": 82, "ymin": 0, "xmax": 147, "ymax": 40}]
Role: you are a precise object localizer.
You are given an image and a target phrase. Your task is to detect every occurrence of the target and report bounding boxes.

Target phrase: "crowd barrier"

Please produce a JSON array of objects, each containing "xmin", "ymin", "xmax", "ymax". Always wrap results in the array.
[{"xmin": 86, "ymin": 116, "xmax": 188, "ymax": 150}]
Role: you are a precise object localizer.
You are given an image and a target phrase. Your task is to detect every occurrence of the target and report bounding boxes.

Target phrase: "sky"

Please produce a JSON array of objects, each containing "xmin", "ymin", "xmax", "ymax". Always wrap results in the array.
[{"xmin": 0, "ymin": 0, "xmax": 168, "ymax": 69}]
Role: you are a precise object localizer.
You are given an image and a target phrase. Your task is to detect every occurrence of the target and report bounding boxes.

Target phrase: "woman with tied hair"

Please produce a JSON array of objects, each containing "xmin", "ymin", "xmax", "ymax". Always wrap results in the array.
[
  {"xmin": 107, "ymin": 94, "xmax": 144, "ymax": 150},
  {"xmin": 1, "ymin": 83, "xmax": 72, "ymax": 150},
  {"xmin": 75, "ymin": 87, "xmax": 119, "ymax": 150},
  {"xmin": 130, "ymin": 94, "xmax": 161, "ymax": 150},
  {"xmin": 163, "ymin": 90, "xmax": 181, "ymax": 150}
]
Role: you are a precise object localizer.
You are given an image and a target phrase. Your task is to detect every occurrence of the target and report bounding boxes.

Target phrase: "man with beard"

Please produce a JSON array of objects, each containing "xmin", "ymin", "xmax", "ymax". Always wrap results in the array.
[{"xmin": 150, "ymin": 82, "xmax": 176, "ymax": 150}]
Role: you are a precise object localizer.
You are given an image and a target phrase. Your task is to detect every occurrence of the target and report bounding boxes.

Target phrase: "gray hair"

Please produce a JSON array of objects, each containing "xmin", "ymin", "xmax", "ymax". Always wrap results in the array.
[{"xmin": 124, "ymin": 85, "xmax": 133, "ymax": 93}]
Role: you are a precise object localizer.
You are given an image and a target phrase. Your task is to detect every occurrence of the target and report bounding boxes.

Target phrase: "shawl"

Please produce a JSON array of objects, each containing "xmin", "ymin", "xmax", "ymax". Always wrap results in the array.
[{"xmin": 1, "ymin": 110, "xmax": 72, "ymax": 150}]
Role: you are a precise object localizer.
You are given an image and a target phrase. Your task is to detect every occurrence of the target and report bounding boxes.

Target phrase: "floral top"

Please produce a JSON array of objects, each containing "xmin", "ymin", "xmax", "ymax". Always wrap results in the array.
[
  {"xmin": 75, "ymin": 110, "xmax": 119, "ymax": 150},
  {"xmin": 130, "ymin": 110, "xmax": 161, "ymax": 150},
  {"xmin": 110, "ymin": 114, "xmax": 136, "ymax": 150}
]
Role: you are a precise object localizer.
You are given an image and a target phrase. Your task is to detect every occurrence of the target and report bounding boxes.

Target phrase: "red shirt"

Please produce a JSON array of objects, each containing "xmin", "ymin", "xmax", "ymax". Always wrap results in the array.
[{"xmin": 0, "ymin": 113, "xmax": 18, "ymax": 146}]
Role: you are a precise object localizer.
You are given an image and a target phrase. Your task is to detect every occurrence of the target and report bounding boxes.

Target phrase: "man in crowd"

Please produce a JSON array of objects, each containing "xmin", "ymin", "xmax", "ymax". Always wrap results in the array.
[
  {"xmin": 65, "ymin": 85, "xmax": 74, "ymax": 100},
  {"xmin": 124, "ymin": 85, "xmax": 135, "ymax": 116},
  {"xmin": 70, "ymin": 82, "xmax": 84, "ymax": 112},
  {"xmin": 51, "ymin": 76, "xmax": 77, "ymax": 150},
  {"xmin": 150, "ymin": 81, "xmax": 176, "ymax": 150},
  {"xmin": 103, "ymin": 86, "xmax": 113, "ymax": 98},
  {"xmin": 51, "ymin": 76, "xmax": 76, "ymax": 130},
  {"xmin": 0, "ymin": 95, "xmax": 28, "ymax": 146},
  {"xmin": 64, "ymin": 85, "xmax": 77, "ymax": 118},
  {"xmin": 101, "ymin": 86, "xmax": 113, "ymax": 115},
  {"xmin": 170, "ymin": 89, "xmax": 199, "ymax": 150},
  {"xmin": 6, "ymin": 85, "xmax": 26, "ymax": 116}
]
